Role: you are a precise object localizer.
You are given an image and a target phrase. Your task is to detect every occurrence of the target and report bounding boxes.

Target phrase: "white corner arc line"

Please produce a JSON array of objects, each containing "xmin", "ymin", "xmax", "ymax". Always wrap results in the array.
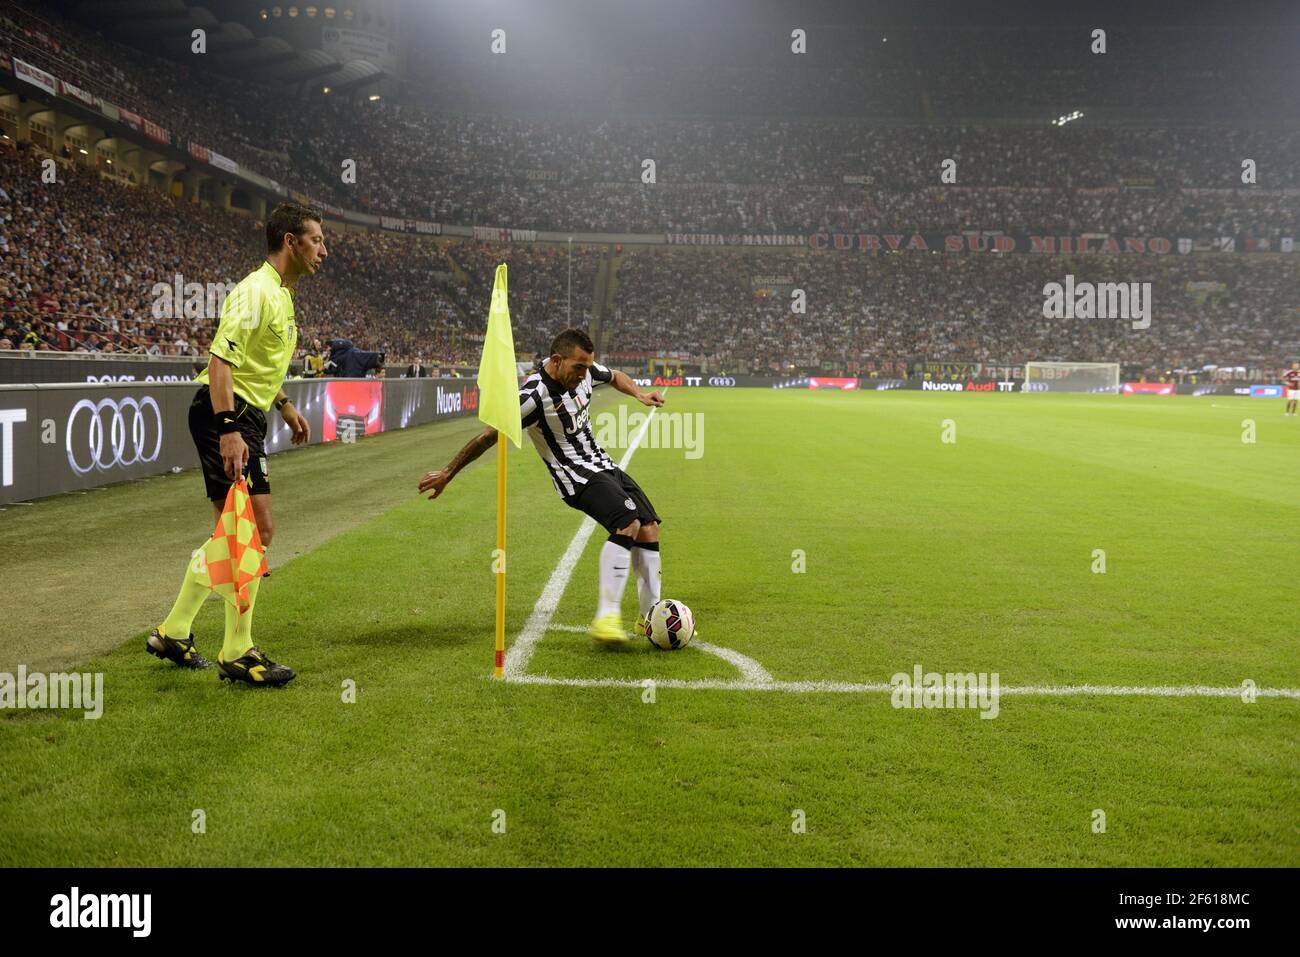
[
  {"xmin": 694, "ymin": 641, "xmax": 774, "ymax": 684},
  {"xmin": 542, "ymin": 624, "xmax": 774, "ymax": 684},
  {"xmin": 503, "ymin": 392, "xmax": 665, "ymax": 681}
]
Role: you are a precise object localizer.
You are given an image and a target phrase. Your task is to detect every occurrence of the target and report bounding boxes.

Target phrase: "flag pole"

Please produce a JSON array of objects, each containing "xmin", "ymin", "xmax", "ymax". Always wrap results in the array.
[
  {"xmin": 494, "ymin": 435, "xmax": 507, "ymax": 679},
  {"xmin": 479, "ymin": 262, "xmax": 519, "ymax": 680}
]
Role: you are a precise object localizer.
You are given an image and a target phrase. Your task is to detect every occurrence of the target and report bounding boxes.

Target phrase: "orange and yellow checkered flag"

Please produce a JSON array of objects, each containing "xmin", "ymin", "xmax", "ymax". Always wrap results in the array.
[{"xmin": 188, "ymin": 478, "xmax": 267, "ymax": 614}]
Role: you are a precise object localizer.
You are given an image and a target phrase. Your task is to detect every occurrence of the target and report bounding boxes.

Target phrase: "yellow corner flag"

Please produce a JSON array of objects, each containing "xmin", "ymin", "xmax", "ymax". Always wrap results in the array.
[
  {"xmin": 188, "ymin": 478, "xmax": 267, "ymax": 615},
  {"xmin": 476, "ymin": 264, "xmax": 519, "ymax": 678},
  {"xmin": 477, "ymin": 263, "xmax": 522, "ymax": 447}
]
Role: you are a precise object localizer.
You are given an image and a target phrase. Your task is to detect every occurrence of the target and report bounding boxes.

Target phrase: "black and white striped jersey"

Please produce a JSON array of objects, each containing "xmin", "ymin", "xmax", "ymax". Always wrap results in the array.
[{"xmin": 518, "ymin": 362, "xmax": 617, "ymax": 502}]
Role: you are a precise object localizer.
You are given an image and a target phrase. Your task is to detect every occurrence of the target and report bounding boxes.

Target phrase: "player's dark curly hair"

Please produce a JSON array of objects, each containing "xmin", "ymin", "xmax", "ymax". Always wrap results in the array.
[
  {"xmin": 550, "ymin": 328, "xmax": 594, "ymax": 358},
  {"xmin": 266, "ymin": 202, "xmax": 322, "ymax": 253}
]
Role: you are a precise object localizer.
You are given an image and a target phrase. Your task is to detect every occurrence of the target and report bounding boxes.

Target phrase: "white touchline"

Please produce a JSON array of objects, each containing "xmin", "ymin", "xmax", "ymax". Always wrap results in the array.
[
  {"xmin": 512, "ymin": 672, "xmax": 1300, "ymax": 699},
  {"xmin": 533, "ymin": 625, "xmax": 1299, "ymax": 697},
  {"xmin": 503, "ymin": 391, "xmax": 665, "ymax": 681}
]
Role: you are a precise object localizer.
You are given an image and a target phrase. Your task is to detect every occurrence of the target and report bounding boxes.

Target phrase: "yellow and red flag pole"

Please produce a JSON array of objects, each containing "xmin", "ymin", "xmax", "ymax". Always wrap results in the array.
[
  {"xmin": 477, "ymin": 263, "xmax": 521, "ymax": 679},
  {"xmin": 494, "ymin": 436, "xmax": 507, "ymax": 678}
]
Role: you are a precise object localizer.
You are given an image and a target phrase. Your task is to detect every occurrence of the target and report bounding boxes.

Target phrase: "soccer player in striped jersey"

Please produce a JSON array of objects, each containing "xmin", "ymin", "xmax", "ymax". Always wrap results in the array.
[
  {"xmin": 1284, "ymin": 362, "xmax": 1299, "ymax": 416},
  {"xmin": 420, "ymin": 328, "xmax": 667, "ymax": 644}
]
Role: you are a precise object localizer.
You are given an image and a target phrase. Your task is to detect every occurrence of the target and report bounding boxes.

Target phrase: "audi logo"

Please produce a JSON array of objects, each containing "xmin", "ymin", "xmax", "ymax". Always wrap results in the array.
[
  {"xmin": 1021, "ymin": 382, "xmax": 1049, "ymax": 393},
  {"xmin": 708, "ymin": 376, "xmax": 736, "ymax": 387},
  {"xmin": 66, "ymin": 396, "xmax": 164, "ymax": 475}
]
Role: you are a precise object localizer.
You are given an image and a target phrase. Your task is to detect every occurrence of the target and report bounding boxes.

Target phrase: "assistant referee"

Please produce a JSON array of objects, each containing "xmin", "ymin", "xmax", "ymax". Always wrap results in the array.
[{"xmin": 147, "ymin": 202, "xmax": 326, "ymax": 686}]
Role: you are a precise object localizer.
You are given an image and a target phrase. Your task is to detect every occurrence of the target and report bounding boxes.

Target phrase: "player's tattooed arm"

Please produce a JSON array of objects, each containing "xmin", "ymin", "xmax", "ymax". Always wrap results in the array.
[
  {"xmin": 419, "ymin": 427, "xmax": 498, "ymax": 499},
  {"xmin": 611, "ymin": 369, "xmax": 665, "ymax": 407}
]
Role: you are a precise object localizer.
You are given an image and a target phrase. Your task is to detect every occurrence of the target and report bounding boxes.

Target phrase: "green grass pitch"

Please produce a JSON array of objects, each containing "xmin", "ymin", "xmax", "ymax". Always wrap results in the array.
[{"xmin": 1, "ymin": 389, "xmax": 1297, "ymax": 866}]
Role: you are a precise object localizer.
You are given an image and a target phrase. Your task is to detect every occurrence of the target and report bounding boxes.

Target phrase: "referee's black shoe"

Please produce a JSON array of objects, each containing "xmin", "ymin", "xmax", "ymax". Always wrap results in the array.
[
  {"xmin": 146, "ymin": 628, "xmax": 213, "ymax": 669},
  {"xmin": 216, "ymin": 646, "xmax": 296, "ymax": 687}
]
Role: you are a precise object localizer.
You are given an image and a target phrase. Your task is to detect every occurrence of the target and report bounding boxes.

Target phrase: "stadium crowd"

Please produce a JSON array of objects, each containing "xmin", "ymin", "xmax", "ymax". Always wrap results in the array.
[
  {"xmin": 4, "ymin": 3, "xmax": 1299, "ymax": 238},
  {"xmin": 5, "ymin": 124, "xmax": 1294, "ymax": 376},
  {"xmin": 0, "ymin": 141, "xmax": 589, "ymax": 366},
  {"xmin": 609, "ymin": 248, "xmax": 1300, "ymax": 376},
  {"xmin": 1, "ymin": 2, "xmax": 1296, "ymax": 377}
]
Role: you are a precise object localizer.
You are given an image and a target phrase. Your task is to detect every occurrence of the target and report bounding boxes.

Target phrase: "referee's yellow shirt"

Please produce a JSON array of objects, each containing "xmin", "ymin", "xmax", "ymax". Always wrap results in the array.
[{"xmin": 196, "ymin": 261, "xmax": 298, "ymax": 410}]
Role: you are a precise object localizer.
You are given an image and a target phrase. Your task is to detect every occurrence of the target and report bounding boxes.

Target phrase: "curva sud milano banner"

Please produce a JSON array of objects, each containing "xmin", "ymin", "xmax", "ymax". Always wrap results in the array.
[{"xmin": 0, "ymin": 378, "xmax": 482, "ymax": 505}]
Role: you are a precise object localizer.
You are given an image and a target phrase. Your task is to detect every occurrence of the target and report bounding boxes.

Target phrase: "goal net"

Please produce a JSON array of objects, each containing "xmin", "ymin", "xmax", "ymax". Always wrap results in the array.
[{"xmin": 1023, "ymin": 361, "xmax": 1120, "ymax": 394}]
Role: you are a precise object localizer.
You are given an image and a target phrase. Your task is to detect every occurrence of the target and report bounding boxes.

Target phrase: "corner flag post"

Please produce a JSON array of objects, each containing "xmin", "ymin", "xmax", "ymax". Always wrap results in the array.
[
  {"xmin": 477, "ymin": 264, "xmax": 522, "ymax": 678},
  {"xmin": 495, "ymin": 436, "xmax": 506, "ymax": 677}
]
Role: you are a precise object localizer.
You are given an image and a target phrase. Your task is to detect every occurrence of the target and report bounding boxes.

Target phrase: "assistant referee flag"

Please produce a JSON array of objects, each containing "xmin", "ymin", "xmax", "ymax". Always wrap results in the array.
[
  {"xmin": 477, "ymin": 264, "xmax": 521, "ymax": 447},
  {"xmin": 189, "ymin": 478, "xmax": 267, "ymax": 614}
]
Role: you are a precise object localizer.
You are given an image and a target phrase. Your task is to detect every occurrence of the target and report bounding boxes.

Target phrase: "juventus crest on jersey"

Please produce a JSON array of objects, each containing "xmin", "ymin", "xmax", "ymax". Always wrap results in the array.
[{"xmin": 518, "ymin": 361, "xmax": 618, "ymax": 501}]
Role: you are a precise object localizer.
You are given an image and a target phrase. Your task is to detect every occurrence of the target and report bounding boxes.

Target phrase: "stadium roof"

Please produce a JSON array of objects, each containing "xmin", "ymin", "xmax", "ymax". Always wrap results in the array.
[{"xmin": 70, "ymin": 0, "xmax": 384, "ymax": 93}]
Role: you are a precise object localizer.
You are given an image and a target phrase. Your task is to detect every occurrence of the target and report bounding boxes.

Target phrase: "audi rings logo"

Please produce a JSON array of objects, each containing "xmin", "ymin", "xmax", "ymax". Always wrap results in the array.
[
  {"xmin": 707, "ymin": 376, "xmax": 737, "ymax": 387},
  {"xmin": 1020, "ymin": 381, "xmax": 1050, "ymax": 393},
  {"xmin": 66, "ymin": 397, "xmax": 164, "ymax": 474}
]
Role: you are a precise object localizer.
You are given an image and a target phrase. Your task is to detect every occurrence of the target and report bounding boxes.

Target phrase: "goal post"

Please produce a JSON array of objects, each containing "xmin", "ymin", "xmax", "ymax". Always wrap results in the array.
[{"xmin": 1023, "ymin": 361, "xmax": 1120, "ymax": 393}]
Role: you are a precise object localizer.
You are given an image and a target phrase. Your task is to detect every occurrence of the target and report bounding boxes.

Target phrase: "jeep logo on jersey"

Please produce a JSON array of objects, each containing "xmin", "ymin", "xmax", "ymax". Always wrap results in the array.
[{"xmin": 566, "ymin": 407, "xmax": 590, "ymax": 435}]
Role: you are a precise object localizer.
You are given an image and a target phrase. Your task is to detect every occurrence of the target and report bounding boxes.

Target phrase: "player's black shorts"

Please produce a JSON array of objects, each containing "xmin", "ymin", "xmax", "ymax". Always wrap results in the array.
[
  {"xmin": 189, "ymin": 385, "xmax": 270, "ymax": 501},
  {"xmin": 571, "ymin": 467, "xmax": 660, "ymax": 532}
]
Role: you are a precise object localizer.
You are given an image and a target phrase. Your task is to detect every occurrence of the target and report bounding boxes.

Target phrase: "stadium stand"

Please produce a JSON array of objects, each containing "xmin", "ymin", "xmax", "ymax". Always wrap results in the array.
[{"xmin": 0, "ymin": 0, "xmax": 1296, "ymax": 379}]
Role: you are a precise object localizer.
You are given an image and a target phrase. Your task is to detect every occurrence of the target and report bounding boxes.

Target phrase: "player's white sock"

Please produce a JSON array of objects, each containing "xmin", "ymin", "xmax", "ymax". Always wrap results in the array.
[
  {"xmin": 596, "ymin": 535, "xmax": 634, "ymax": 619},
  {"xmin": 631, "ymin": 541, "xmax": 661, "ymax": 616}
]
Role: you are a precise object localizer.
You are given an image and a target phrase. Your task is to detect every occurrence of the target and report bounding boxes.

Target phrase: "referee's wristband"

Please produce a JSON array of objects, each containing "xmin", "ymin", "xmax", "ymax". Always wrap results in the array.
[{"xmin": 216, "ymin": 411, "xmax": 239, "ymax": 434}]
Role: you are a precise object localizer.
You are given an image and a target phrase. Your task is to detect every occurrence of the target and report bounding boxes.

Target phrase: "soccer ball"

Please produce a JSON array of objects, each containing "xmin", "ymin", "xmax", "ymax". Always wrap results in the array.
[{"xmin": 644, "ymin": 598, "xmax": 695, "ymax": 650}]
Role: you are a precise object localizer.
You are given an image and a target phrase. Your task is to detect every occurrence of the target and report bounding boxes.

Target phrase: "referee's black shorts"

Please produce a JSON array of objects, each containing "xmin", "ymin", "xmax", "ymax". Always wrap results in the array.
[
  {"xmin": 189, "ymin": 385, "xmax": 270, "ymax": 501},
  {"xmin": 572, "ymin": 467, "xmax": 660, "ymax": 533}
]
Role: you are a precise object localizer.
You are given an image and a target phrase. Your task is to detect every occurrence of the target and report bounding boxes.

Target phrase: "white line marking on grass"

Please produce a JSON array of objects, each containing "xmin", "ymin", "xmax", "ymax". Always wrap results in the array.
[
  {"xmin": 502, "ymin": 517, "xmax": 598, "ymax": 681},
  {"xmin": 510, "ymin": 673, "xmax": 1300, "ymax": 699},
  {"xmin": 544, "ymin": 624, "xmax": 774, "ymax": 683},
  {"xmin": 690, "ymin": 641, "xmax": 773, "ymax": 683},
  {"xmin": 502, "ymin": 396, "xmax": 663, "ymax": 681}
]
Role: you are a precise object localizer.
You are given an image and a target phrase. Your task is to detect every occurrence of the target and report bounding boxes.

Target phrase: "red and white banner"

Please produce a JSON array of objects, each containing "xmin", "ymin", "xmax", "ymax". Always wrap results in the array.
[
  {"xmin": 666, "ymin": 232, "xmax": 805, "ymax": 246},
  {"xmin": 117, "ymin": 108, "xmax": 142, "ymax": 132},
  {"xmin": 473, "ymin": 226, "xmax": 538, "ymax": 242},
  {"xmin": 808, "ymin": 377, "xmax": 860, "ymax": 390},
  {"xmin": 190, "ymin": 143, "xmax": 237, "ymax": 173},
  {"xmin": 380, "ymin": 216, "xmax": 440, "ymax": 235},
  {"xmin": 60, "ymin": 79, "xmax": 96, "ymax": 107},
  {"xmin": 13, "ymin": 58, "xmax": 56, "ymax": 95},
  {"xmin": 142, "ymin": 118, "xmax": 168, "ymax": 144},
  {"xmin": 1121, "ymin": 382, "xmax": 1176, "ymax": 395}
]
